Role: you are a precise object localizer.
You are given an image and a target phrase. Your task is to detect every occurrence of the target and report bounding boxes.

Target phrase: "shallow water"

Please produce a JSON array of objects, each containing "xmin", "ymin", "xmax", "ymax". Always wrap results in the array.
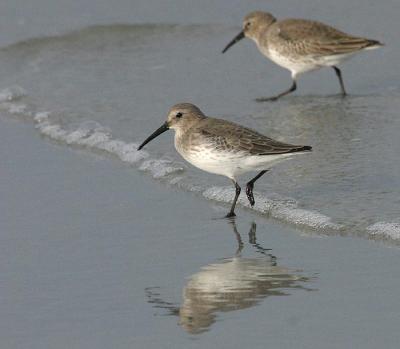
[
  {"xmin": 1, "ymin": 1, "xmax": 400, "ymax": 348},
  {"xmin": 3, "ymin": 118, "xmax": 400, "ymax": 349},
  {"xmin": 0, "ymin": 17, "xmax": 399, "ymax": 239}
]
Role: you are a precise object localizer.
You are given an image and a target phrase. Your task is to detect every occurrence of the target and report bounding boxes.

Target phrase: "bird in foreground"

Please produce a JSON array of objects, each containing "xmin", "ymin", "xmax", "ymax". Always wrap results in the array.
[
  {"xmin": 222, "ymin": 11, "xmax": 383, "ymax": 101},
  {"xmin": 138, "ymin": 103, "xmax": 312, "ymax": 217}
]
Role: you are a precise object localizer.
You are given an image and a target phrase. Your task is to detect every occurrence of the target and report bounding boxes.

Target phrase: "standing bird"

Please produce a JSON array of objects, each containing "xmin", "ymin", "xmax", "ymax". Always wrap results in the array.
[
  {"xmin": 138, "ymin": 103, "xmax": 311, "ymax": 217},
  {"xmin": 222, "ymin": 11, "xmax": 383, "ymax": 101}
]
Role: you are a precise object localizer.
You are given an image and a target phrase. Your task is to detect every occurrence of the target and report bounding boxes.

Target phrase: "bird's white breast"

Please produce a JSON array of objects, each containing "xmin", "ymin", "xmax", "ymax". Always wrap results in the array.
[
  {"xmin": 178, "ymin": 147, "xmax": 246, "ymax": 179},
  {"xmin": 265, "ymin": 47, "xmax": 321, "ymax": 76},
  {"xmin": 264, "ymin": 45, "xmax": 357, "ymax": 76},
  {"xmin": 176, "ymin": 143, "xmax": 296, "ymax": 180}
]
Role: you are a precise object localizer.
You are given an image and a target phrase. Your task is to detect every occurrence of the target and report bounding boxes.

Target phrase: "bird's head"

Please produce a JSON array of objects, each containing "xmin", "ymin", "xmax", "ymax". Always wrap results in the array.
[
  {"xmin": 222, "ymin": 11, "xmax": 276, "ymax": 53},
  {"xmin": 137, "ymin": 103, "xmax": 205, "ymax": 150}
]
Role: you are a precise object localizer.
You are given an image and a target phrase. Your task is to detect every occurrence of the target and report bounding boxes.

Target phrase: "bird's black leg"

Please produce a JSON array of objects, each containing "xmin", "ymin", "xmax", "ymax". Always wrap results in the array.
[
  {"xmin": 248, "ymin": 222, "xmax": 257, "ymax": 244},
  {"xmin": 247, "ymin": 222, "xmax": 274, "ymax": 257},
  {"xmin": 333, "ymin": 66, "xmax": 347, "ymax": 96},
  {"xmin": 246, "ymin": 170, "xmax": 268, "ymax": 206},
  {"xmin": 256, "ymin": 81, "xmax": 297, "ymax": 102},
  {"xmin": 228, "ymin": 218, "xmax": 244, "ymax": 255},
  {"xmin": 226, "ymin": 181, "xmax": 241, "ymax": 218}
]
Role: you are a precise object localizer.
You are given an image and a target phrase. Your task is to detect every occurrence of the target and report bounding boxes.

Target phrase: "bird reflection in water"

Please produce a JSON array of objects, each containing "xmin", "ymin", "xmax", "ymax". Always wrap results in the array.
[{"xmin": 145, "ymin": 220, "xmax": 313, "ymax": 334}]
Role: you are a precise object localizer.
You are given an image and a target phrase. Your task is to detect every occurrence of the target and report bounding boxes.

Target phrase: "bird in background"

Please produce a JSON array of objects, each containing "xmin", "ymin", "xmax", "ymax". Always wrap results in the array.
[
  {"xmin": 222, "ymin": 11, "xmax": 384, "ymax": 101},
  {"xmin": 138, "ymin": 103, "xmax": 311, "ymax": 217}
]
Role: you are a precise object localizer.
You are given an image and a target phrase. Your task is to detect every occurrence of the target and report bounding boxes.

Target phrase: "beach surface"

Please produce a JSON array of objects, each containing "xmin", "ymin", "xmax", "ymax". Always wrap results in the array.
[{"xmin": 1, "ymin": 0, "xmax": 400, "ymax": 348}]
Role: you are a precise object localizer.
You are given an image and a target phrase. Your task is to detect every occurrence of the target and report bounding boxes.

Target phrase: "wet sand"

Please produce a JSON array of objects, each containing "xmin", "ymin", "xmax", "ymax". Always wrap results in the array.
[
  {"xmin": 1, "ymin": 116, "xmax": 400, "ymax": 349},
  {"xmin": 1, "ymin": 0, "xmax": 400, "ymax": 347}
]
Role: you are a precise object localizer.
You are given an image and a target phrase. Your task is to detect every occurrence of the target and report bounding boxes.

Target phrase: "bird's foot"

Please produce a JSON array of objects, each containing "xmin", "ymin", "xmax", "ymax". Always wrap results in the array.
[
  {"xmin": 246, "ymin": 183, "xmax": 255, "ymax": 207},
  {"xmin": 225, "ymin": 211, "xmax": 237, "ymax": 218},
  {"xmin": 255, "ymin": 96, "xmax": 279, "ymax": 102}
]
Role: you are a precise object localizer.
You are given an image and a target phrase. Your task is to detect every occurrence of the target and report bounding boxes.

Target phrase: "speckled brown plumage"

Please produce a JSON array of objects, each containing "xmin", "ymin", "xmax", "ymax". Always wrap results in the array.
[
  {"xmin": 181, "ymin": 117, "xmax": 310, "ymax": 156},
  {"xmin": 265, "ymin": 18, "xmax": 382, "ymax": 57},
  {"xmin": 222, "ymin": 11, "xmax": 383, "ymax": 100},
  {"xmin": 138, "ymin": 103, "xmax": 312, "ymax": 217}
]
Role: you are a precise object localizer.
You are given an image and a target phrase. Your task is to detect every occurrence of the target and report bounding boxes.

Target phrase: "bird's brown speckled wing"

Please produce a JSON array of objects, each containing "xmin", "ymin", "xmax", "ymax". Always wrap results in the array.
[
  {"xmin": 270, "ymin": 19, "xmax": 381, "ymax": 56},
  {"xmin": 193, "ymin": 118, "xmax": 311, "ymax": 155}
]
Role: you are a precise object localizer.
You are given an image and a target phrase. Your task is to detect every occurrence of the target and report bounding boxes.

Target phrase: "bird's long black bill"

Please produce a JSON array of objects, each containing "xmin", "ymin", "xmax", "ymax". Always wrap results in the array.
[
  {"xmin": 222, "ymin": 30, "xmax": 245, "ymax": 53},
  {"xmin": 137, "ymin": 122, "xmax": 169, "ymax": 150}
]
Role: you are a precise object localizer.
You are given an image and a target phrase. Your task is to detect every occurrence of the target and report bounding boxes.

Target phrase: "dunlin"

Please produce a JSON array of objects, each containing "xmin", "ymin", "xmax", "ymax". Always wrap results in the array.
[
  {"xmin": 222, "ymin": 11, "xmax": 383, "ymax": 101},
  {"xmin": 138, "ymin": 103, "xmax": 311, "ymax": 217}
]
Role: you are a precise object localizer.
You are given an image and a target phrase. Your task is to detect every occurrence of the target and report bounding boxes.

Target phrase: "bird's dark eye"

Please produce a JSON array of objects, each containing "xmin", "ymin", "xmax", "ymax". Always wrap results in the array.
[
  {"xmin": 176, "ymin": 112, "xmax": 183, "ymax": 118},
  {"xmin": 245, "ymin": 22, "xmax": 250, "ymax": 28}
]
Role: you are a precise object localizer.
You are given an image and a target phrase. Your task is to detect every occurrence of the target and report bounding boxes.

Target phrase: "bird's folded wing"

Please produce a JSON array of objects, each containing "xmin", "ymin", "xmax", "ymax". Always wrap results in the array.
[
  {"xmin": 198, "ymin": 119, "xmax": 309, "ymax": 155},
  {"xmin": 275, "ymin": 19, "xmax": 380, "ymax": 55}
]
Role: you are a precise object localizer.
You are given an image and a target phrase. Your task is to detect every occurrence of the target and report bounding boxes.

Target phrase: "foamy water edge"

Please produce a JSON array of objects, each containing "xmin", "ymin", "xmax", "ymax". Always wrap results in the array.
[{"xmin": 2, "ymin": 86, "xmax": 399, "ymax": 241}]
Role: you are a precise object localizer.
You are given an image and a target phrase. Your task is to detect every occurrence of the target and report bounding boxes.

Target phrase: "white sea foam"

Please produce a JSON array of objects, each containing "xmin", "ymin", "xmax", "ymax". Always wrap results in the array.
[
  {"xmin": 0, "ymin": 101, "xmax": 32, "ymax": 116},
  {"xmin": 34, "ymin": 110, "xmax": 340, "ymax": 231},
  {"xmin": 0, "ymin": 86, "xmax": 26, "ymax": 102},
  {"xmin": 139, "ymin": 159, "xmax": 184, "ymax": 178},
  {"xmin": 0, "ymin": 87, "xmax": 34, "ymax": 120},
  {"xmin": 33, "ymin": 111, "xmax": 51, "ymax": 122},
  {"xmin": 6, "ymin": 103, "xmax": 30, "ymax": 115},
  {"xmin": 203, "ymin": 186, "xmax": 343, "ymax": 230},
  {"xmin": 31, "ymin": 110, "xmax": 188, "ymax": 182},
  {"xmin": 0, "ymin": 89, "xmax": 345, "ymax": 233},
  {"xmin": 34, "ymin": 112, "xmax": 149, "ymax": 165},
  {"xmin": 33, "ymin": 110, "xmax": 185, "ymax": 178},
  {"xmin": 367, "ymin": 222, "xmax": 400, "ymax": 241}
]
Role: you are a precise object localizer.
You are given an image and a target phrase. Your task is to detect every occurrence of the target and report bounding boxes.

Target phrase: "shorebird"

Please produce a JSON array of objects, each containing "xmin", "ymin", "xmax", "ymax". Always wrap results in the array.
[
  {"xmin": 138, "ymin": 103, "xmax": 311, "ymax": 217},
  {"xmin": 222, "ymin": 11, "xmax": 383, "ymax": 101}
]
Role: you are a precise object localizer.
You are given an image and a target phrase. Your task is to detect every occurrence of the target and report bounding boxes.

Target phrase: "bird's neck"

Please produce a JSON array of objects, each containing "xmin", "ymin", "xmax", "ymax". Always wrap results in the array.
[
  {"xmin": 174, "ymin": 128, "xmax": 185, "ymax": 142},
  {"xmin": 252, "ymin": 19, "xmax": 276, "ymax": 46},
  {"xmin": 174, "ymin": 128, "xmax": 189, "ymax": 156},
  {"xmin": 173, "ymin": 117, "xmax": 205, "ymax": 151}
]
